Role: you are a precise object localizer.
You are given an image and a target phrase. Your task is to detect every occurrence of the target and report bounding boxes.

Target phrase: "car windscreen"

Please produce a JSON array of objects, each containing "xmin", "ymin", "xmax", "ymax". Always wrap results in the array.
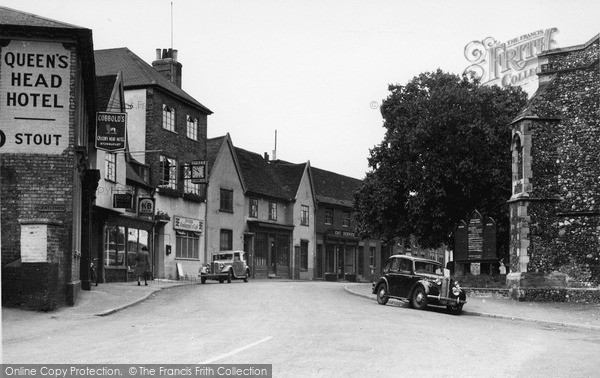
[{"xmin": 414, "ymin": 261, "xmax": 443, "ymax": 275}]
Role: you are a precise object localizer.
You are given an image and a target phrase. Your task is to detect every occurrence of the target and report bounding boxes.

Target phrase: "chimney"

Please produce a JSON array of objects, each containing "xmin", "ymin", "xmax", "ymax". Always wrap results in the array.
[
  {"xmin": 152, "ymin": 48, "xmax": 182, "ymax": 88},
  {"xmin": 264, "ymin": 152, "xmax": 269, "ymax": 161}
]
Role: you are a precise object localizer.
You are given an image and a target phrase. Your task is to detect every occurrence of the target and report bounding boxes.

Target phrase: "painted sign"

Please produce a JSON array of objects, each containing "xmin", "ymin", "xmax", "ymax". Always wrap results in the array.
[
  {"xmin": 113, "ymin": 193, "xmax": 133, "ymax": 209},
  {"xmin": 96, "ymin": 112, "xmax": 126, "ymax": 151},
  {"xmin": 454, "ymin": 210, "xmax": 497, "ymax": 262},
  {"xmin": 0, "ymin": 40, "xmax": 70, "ymax": 154},
  {"xmin": 173, "ymin": 215, "xmax": 203, "ymax": 233},
  {"xmin": 463, "ymin": 28, "xmax": 558, "ymax": 94},
  {"xmin": 138, "ymin": 197, "xmax": 155, "ymax": 216}
]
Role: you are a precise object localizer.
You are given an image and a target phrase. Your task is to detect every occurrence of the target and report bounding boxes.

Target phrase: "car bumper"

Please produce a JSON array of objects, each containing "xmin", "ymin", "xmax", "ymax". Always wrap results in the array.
[{"xmin": 427, "ymin": 294, "xmax": 466, "ymax": 306}]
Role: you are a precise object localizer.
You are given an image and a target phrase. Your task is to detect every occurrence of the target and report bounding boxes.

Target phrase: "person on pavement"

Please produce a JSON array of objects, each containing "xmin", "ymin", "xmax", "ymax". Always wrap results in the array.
[{"xmin": 134, "ymin": 247, "xmax": 151, "ymax": 286}]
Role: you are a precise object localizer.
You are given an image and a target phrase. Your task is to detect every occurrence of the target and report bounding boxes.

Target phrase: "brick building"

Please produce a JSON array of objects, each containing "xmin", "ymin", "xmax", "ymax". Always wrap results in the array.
[
  {"xmin": 94, "ymin": 47, "xmax": 212, "ymax": 281},
  {"xmin": 508, "ymin": 34, "xmax": 600, "ymax": 292},
  {"xmin": 1, "ymin": 7, "xmax": 98, "ymax": 309}
]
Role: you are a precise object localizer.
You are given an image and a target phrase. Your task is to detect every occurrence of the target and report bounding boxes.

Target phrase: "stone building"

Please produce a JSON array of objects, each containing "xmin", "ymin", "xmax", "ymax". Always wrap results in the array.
[
  {"xmin": 1, "ymin": 7, "xmax": 98, "ymax": 309},
  {"xmin": 508, "ymin": 34, "xmax": 600, "ymax": 293}
]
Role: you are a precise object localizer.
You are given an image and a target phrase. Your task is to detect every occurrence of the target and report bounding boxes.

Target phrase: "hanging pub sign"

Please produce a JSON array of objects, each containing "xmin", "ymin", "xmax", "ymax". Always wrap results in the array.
[
  {"xmin": 96, "ymin": 111, "xmax": 126, "ymax": 151},
  {"xmin": 454, "ymin": 210, "xmax": 497, "ymax": 262},
  {"xmin": 138, "ymin": 197, "xmax": 155, "ymax": 217}
]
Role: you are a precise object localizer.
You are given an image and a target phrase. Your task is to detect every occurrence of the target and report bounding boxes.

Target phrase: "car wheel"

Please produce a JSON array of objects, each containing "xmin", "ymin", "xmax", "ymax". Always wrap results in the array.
[
  {"xmin": 201, "ymin": 276, "xmax": 206, "ymax": 284},
  {"xmin": 376, "ymin": 284, "xmax": 389, "ymax": 305},
  {"xmin": 447, "ymin": 304, "xmax": 463, "ymax": 315},
  {"xmin": 227, "ymin": 270, "xmax": 232, "ymax": 283},
  {"xmin": 244, "ymin": 270, "xmax": 249, "ymax": 282},
  {"xmin": 411, "ymin": 286, "xmax": 428, "ymax": 310}
]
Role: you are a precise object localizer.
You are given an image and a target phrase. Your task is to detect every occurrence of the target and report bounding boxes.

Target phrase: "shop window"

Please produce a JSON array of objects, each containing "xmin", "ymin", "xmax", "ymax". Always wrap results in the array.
[
  {"xmin": 162, "ymin": 104, "xmax": 175, "ymax": 132},
  {"xmin": 220, "ymin": 189, "xmax": 233, "ymax": 212},
  {"xmin": 104, "ymin": 226, "xmax": 148, "ymax": 268},
  {"xmin": 269, "ymin": 202, "xmax": 277, "ymax": 221},
  {"xmin": 249, "ymin": 198, "xmax": 258, "ymax": 218},
  {"xmin": 186, "ymin": 116, "xmax": 198, "ymax": 140},
  {"xmin": 301, "ymin": 205, "xmax": 309, "ymax": 226},
  {"xmin": 301, "ymin": 240, "xmax": 309, "ymax": 270},
  {"xmin": 325, "ymin": 209, "xmax": 333, "ymax": 225},
  {"xmin": 176, "ymin": 230, "xmax": 200, "ymax": 259},
  {"xmin": 105, "ymin": 153, "xmax": 116, "ymax": 182},
  {"xmin": 220, "ymin": 229, "xmax": 233, "ymax": 250}
]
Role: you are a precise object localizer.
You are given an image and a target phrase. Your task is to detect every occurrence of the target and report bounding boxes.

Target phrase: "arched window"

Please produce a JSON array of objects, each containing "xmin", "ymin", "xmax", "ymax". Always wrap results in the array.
[{"xmin": 513, "ymin": 134, "xmax": 523, "ymax": 181}]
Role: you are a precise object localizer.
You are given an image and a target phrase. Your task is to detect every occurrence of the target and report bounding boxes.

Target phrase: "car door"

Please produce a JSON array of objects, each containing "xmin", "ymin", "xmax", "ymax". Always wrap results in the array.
[
  {"xmin": 395, "ymin": 258, "xmax": 414, "ymax": 299},
  {"xmin": 386, "ymin": 258, "xmax": 402, "ymax": 296}
]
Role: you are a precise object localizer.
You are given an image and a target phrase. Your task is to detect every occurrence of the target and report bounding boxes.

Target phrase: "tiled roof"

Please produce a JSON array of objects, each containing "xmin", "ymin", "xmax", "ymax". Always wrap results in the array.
[
  {"xmin": 311, "ymin": 167, "xmax": 361, "ymax": 207},
  {"xmin": 0, "ymin": 6, "xmax": 84, "ymax": 28},
  {"xmin": 207, "ymin": 135, "xmax": 227, "ymax": 174},
  {"xmin": 95, "ymin": 74, "xmax": 118, "ymax": 112},
  {"xmin": 234, "ymin": 148, "xmax": 306, "ymax": 201},
  {"xmin": 94, "ymin": 48, "xmax": 212, "ymax": 114}
]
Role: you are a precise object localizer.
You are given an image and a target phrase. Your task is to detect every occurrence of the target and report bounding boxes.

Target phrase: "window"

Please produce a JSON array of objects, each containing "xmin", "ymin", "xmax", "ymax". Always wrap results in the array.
[
  {"xmin": 249, "ymin": 198, "xmax": 258, "ymax": 218},
  {"xmin": 176, "ymin": 230, "xmax": 200, "ymax": 259},
  {"xmin": 159, "ymin": 156, "xmax": 178, "ymax": 189},
  {"xmin": 162, "ymin": 104, "xmax": 176, "ymax": 132},
  {"xmin": 301, "ymin": 205, "xmax": 309, "ymax": 226},
  {"xmin": 104, "ymin": 226, "xmax": 148, "ymax": 268},
  {"xmin": 220, "ymin": 189, "xmax": 233, "ymax": 212},
  {"xmin": 269, "ymin": 202, "xmax": 277, "ymax": 221},
  {"xmin": 186, "ymin": 116, "xmax": 198, "ymax": 140},
  {"xmin": 105, "ymin": 153, "xmax": 116, "ymax": 181},
  {"xmin": 182, "ymin": 165, "xmax": 200, "ymax": 195},
  {"xmin": 301, "ymin": 240, "xmax": 309, "ymax": 270},
  {"xmin": 324, "ymin": 209, "xmax": 333, "ymax": 225},
  {"xmin": 369, "ymin": 246, "xmax": 376, "ymax": 267},
  {"xmin": 342, "ymin": 211, "xmax": 351, "ymax": 227},
  {"xmin": 220, "ymin": 229, "xmax": 233, "ymax": 250}
]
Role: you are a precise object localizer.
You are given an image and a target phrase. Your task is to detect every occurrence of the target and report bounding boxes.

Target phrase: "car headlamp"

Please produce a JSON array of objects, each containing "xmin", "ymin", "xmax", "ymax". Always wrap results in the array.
[
  {"xmin": 452, "ymin": 286, "xmax": 461, "ymax": 296},
  {"xmin": 435, "ymin": 278, "xmax": 442, "ymax": 286}
]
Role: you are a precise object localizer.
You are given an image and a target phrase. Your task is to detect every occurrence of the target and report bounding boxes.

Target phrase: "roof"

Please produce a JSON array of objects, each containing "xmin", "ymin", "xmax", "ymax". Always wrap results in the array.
[
  {"xmin": 0, "ymin": 6, "xmax": 83, "ymax": 28},
  {"xmin": 95, "ymin": 74, "xmax": 118, "ymax": 112},
  {"xmin": 234, "ymin": 148, "xmax": 307, "ymax": 201},
  {"xmin": 389, "ymin": 254, "xmax": 442, "ymax": 265},
  {"xmin": 311, "ymin": 167, "xmax": 362, "ymax": 207},
  {"xmin": 94, "ymin": 48, "xmax": 212, "ymax": 115},
  {"xmin": 207, "ymin": 135, "xmax": 227, "ymax": 174}
]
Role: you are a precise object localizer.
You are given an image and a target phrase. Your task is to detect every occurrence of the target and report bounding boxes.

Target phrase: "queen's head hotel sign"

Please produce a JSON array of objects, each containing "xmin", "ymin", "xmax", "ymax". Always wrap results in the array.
[
  {"xmin": 464, "ymin": 28, "xmax": 558, "ymax": 94},
  {"xmin": 0, "ymin": 40, "xmax": 71, "ymax": 154}
]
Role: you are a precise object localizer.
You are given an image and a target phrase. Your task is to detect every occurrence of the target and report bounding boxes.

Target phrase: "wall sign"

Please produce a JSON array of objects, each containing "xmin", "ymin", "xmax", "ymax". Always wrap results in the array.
[
  {"xmin": 173, "ymin": 215, "xmax": 203, "ymax": 233},
  {"xmin": 0, "ymin": 40, "xmax": 71, "ymax": 154},
  {"xmin": 113, "ymin": 193, "xmax": 133, "ymax": 208}
]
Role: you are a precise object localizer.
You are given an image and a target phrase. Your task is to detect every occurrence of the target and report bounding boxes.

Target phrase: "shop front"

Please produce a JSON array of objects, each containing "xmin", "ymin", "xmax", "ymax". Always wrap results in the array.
[
  {"xmin": 320, "ymin": 230, "xmax": 360, "ymax": 281},
  {"xmin": 93, "ymin": 207, "xmax": 155, "ymax": 282},
  {"xmin": 248, "ymin": 221, "xmax": 293, "ymax": 279}
]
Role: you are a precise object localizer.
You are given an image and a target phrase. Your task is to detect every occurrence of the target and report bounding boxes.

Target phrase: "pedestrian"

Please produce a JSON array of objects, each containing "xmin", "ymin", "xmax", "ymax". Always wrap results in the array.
[{"xmin": 134, "ymin": 247, "xmax": 151, "ymax": 286}]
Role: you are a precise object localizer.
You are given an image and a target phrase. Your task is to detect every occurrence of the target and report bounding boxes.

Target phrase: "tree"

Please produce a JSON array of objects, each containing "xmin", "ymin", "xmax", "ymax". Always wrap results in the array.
[{"xmin": 355, "ymin": 70, "xmax": 528, "ymax": 254}]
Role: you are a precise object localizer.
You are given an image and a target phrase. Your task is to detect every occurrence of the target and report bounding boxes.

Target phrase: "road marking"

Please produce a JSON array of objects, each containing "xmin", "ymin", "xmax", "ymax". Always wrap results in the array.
[{"xmin": 199, "ymin": 336, "xmax": 273, "ymax": 364}]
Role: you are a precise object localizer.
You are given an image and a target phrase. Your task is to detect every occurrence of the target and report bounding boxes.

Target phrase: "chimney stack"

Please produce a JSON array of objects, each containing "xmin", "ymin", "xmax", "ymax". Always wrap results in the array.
[{"xmin": 152, "ymin": 48, "xmax": 182, "ymax": 88}]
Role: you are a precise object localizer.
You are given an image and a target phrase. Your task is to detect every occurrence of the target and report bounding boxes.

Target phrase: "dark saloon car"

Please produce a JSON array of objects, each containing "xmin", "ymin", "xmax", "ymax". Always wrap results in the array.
[{"xmin": 372, "ymin": 255, "xmax": 466, "ymax": 314}]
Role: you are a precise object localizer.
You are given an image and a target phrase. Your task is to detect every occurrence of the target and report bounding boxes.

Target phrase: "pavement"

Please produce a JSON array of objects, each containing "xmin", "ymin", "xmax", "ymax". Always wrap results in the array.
[{"xmin": 2, "ymin": 280, "xmax": 600, "ymax": 331}]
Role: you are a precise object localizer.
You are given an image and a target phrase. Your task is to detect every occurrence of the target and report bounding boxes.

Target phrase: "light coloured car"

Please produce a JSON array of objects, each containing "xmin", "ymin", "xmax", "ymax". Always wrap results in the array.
[{"xmin": 199, "ymin": 250, "xmax": 250, "ymax": 284}]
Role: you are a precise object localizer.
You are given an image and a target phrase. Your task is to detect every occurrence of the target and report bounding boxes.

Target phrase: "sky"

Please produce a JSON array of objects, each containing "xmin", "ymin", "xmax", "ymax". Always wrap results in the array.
[{"xmin": 2, "ymin": 0, "xmax": 599, "ymax": 179}]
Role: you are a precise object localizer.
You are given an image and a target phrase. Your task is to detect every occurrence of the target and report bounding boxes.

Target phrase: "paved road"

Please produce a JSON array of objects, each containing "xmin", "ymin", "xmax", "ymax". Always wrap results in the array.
[{"xmin": 3, "ymin": 281, "xmax": 600, "ymax": 377}]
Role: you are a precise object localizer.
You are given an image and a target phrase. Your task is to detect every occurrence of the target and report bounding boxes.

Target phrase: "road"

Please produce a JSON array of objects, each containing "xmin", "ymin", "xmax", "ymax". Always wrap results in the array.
[{"xmin": 3, "ymin": 281, "xmax": 600, "ymax": 377}]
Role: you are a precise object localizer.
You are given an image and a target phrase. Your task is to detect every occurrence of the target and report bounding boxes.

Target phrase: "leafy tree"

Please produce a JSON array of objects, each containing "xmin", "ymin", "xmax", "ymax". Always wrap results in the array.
[{"xmin": 355, "ymin": 70, "xmax": 528, "ymax": 255}]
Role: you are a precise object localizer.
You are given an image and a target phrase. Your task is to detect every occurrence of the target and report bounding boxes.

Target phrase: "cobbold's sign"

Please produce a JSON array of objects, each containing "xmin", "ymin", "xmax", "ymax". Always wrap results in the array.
[{"xmin": 463, "ymin": 28, "xmax": 558, "ymax": 93}]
